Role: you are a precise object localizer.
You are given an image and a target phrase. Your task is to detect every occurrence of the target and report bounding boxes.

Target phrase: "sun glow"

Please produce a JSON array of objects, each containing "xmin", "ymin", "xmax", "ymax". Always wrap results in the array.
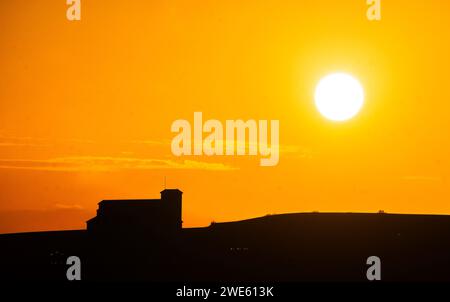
[{"xmin": 314, "ymin": 73, "xmax": 365, "ymax": 122}]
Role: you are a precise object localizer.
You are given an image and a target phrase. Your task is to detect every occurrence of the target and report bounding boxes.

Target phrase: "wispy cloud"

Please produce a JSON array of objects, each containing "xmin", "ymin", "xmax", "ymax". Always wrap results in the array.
[
  {"xmin": 59, "ymin": 138, "xmax": 95, "ymax": 144},
  {"xmin": 0, "ymin": 135, "xmax": 48, "ymax": 147},
  {"xmin": 130, "ymin": 139, "xmax": 169, "ymax": 146},
  {"xmin": 0, "ymin": 156, "xmax": 236, "ymax": 172},
  {"xmin": 0, "ymin": 135, "xmax": 312, "ymax": 158},
  {"xmin": 402, "ymin": 176, "xmax": 443, "ymax": 182},
  {"xmin": 279, "ymin": 145, "xmax": 313, "ymax": 158},
  {"xmin": 54, "ymin": 203, "xmax": 84, "ymax": 210},
  {"xmin": 149, "ymin": 138, "xmax": 312, "ymax": 157},
  {"xmin": 0, "ymin": 142, "xmax": 42, "ymax": 147},
  {"xmin": 0, "ymin": 135, "xmax": 89, "ymax": 148}
]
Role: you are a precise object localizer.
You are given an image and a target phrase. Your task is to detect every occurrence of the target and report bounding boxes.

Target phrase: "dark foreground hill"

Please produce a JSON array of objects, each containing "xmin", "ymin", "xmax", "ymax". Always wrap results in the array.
[{"xmin": 1, "ymin": 212, "xmax": 450, "ymax": 282}]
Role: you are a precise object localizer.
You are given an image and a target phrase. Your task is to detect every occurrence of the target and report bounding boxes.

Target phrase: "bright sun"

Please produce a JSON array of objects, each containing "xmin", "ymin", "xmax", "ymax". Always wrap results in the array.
[{"xmin": 314, "ymin": 73, "xmax": 365, "ymax": 122}]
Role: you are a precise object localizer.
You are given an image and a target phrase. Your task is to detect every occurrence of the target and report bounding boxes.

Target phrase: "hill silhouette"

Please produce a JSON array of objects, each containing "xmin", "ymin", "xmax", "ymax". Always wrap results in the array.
[{"xmin": 1, "ymin": 188, "xmax": 450, "ymax": 282}]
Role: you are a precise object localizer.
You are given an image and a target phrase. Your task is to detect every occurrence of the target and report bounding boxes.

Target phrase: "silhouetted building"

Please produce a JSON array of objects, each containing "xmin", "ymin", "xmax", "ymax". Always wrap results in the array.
[{"xmin": 86, "ymin": 189, "xmax": 182, "ymax": 236}]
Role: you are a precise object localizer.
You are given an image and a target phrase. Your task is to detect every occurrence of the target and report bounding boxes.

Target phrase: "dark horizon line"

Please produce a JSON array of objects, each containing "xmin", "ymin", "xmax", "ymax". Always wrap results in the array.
[{"xmin": 2, "ymin": 210, "xmax": 450, "ymax": 237}]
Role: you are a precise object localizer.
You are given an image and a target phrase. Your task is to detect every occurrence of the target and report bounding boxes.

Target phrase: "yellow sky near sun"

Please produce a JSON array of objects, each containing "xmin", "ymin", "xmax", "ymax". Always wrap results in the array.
[{"xmin": 1, "ymin": 0, "xmax": 450, "ymax": 233}]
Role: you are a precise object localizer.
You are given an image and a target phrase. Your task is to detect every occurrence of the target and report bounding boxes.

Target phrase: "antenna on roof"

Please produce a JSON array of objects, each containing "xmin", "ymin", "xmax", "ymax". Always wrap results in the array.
[{"xmin": 164, "ymin": 176, "xmax": 167, "ymax": 189}]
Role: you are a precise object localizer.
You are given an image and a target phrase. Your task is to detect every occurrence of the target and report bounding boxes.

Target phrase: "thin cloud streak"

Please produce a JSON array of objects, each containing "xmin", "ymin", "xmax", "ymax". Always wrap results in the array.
[{"xmin": 0, "ymin": 156, "xmax": 237, "ymax": 172}]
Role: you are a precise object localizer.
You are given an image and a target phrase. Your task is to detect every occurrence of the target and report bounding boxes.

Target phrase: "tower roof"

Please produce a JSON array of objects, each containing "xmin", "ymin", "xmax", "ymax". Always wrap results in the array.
[{"xmin": 160, "ymin": 188, "xmax": 183, "ymax": 194}]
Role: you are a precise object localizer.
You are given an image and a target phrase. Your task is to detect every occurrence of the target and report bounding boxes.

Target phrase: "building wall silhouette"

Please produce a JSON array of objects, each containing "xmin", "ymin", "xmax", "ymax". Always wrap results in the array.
[{"xmin": 86, "ymin": 189, "xmax": 182, "ymax": 236}]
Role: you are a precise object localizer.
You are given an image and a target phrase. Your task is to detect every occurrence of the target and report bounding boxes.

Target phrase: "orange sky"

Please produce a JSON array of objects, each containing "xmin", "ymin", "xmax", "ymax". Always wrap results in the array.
[{"xmin": 1, "ymin": 0, "xmax": 450, "ymax": 233}]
